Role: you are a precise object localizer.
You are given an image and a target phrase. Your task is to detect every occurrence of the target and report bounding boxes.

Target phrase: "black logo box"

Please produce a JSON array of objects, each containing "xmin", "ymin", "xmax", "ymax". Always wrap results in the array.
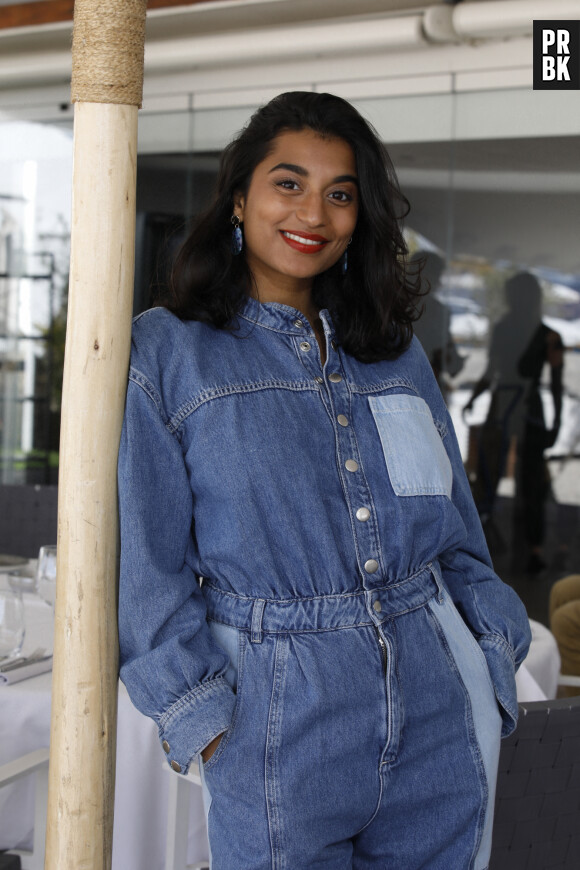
[{"xmin": 533, "ymin": 20, "xmax": 580, "ymax": 90}]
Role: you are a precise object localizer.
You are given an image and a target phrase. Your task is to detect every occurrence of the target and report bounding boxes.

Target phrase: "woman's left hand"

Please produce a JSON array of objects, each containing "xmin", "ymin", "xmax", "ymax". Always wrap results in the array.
[{"xmin": 201, "ymin": 732, "xmax": 224, "ymax": 763}]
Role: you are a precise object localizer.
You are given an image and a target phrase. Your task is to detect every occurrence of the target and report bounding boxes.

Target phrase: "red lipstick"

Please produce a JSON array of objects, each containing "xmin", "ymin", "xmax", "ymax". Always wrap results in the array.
[{"xmin": 280, "ymin": 230, "xmax": 329, "ymax": 254}]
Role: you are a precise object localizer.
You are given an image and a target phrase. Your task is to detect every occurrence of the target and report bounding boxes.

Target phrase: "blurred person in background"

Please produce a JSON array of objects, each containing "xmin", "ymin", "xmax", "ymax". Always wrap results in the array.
[{"xmin": 464, "ymin": 272, "xmax": 563, "ymax": 574}]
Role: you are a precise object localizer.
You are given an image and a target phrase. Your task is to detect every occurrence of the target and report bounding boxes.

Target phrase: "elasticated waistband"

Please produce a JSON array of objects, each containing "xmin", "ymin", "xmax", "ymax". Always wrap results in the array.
[{"xmin": 202, "ymin": 562, "xmax": 443, "ymax": 641}]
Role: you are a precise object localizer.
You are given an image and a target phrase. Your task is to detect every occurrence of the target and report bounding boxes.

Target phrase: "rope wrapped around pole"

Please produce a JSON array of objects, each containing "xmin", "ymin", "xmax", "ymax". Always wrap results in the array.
[
  {"xmin": 45, "ymin": 2, "xmax": 146, "ymax": 868},
  {"xmin": 71, "ymin": 0, "xmax": 146, "ymax": 106}
]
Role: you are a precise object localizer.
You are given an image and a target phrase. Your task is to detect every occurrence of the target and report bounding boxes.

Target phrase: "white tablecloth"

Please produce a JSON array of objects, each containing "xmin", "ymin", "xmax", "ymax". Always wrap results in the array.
[
  {"xmin": 518, "ymin": 617, "xmax": 561, "ymax": 701},
  {"xmin": 0, "ymin": 589, "xmax": 209, "ymax": 869}
]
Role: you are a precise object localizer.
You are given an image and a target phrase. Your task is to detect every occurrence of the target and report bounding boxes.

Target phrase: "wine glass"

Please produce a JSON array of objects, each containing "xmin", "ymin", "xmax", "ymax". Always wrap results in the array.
[
  {"xmin": 0, "ymin": 582, "xmax": 25, "ymax": 661},
  {"xmin": 36, "ymin": 545, "xmax": 57, "ymax": 608},
  {"xmin": 7, "ymin": 568, "xmax": 37, "ymax": 593}
]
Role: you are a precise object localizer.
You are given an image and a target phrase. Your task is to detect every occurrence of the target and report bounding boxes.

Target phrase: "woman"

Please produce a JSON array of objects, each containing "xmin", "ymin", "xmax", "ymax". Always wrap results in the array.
[
  {"xmin": 118, "ymin": 92, "xmax": 530, "ymax": 869},
  {"xmin": 464, "ymin": 271, "xmax": 563, "ymax": 572}
]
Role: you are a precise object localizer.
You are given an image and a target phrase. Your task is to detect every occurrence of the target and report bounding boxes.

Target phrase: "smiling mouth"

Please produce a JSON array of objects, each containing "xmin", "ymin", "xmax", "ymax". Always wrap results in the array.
[{"xmin": 280, "ymin": 230, "xmax": 329, "ymax": 253}]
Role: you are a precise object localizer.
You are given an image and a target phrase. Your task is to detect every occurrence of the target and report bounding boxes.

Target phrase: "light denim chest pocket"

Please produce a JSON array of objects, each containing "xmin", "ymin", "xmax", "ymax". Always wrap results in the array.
[{"xmin": 368, "ymin": 394, "xmax": 453, "ymax": 497}]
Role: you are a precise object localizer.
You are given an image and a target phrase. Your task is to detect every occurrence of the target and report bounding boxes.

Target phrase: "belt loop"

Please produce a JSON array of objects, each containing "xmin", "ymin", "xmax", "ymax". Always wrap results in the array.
[{"xmin": 251, "ymin": 599, "xmax": 266, "ymax": 643}]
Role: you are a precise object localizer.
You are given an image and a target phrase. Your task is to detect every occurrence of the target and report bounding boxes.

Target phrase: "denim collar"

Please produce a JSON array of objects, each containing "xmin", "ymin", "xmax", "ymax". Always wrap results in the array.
[{"xmin": 238, "ymin": 294, "xmax": 336, "ymax": 340}]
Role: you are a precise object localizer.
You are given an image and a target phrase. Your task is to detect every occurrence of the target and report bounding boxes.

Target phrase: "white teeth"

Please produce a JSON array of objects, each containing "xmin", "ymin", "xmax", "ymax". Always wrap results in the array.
[{"xmin": 282, "ymin": 231, "xmax": 325, "ymax": 246}]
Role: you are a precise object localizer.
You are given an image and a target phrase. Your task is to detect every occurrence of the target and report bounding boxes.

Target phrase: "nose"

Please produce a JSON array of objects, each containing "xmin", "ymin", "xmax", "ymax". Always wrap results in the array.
[{"xmin": 295, "ymin": 191, "xmax": 326, "ymax": 227}]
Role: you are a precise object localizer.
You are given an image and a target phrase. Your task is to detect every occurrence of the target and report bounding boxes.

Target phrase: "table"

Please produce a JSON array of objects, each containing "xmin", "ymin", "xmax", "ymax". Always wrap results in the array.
[{"xmin": 0, "ymin": 581, "xmax": 209, "ymax": 870}]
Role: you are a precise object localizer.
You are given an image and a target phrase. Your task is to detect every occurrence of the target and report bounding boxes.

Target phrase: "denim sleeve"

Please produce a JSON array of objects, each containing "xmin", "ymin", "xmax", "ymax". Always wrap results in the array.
[
  {"xmin": 438, "ymin": 406, "xmax": 531, "ymax": 736},
  {"xmin": 118, "ymin": 372, "xmax": 235, "ymax": 773}
]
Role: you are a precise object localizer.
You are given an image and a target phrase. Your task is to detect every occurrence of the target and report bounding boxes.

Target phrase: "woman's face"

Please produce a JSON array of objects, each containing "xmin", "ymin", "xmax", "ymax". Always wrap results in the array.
[{"xmin": 234, "ymin": 128, "xmax": 359, "ymax": 298}]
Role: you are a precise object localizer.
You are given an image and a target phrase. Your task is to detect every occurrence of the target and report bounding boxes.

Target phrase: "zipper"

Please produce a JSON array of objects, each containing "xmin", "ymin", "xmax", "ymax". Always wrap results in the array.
[
  {"xmin": 375, "ymin": 625, "xmax": 388, "ymax": 676},
  {"xmin": 374, "ymin": 624, "xmax": 395, "ymax": 759}
]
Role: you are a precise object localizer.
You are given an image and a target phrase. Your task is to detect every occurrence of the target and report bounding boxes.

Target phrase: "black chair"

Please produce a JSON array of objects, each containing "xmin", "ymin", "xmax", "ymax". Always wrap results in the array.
[
  {"xmin": 0, "ymin": 485, "xmax": 57, "ymax": 558},
  {"xmin": 490, "ymin": 695, "xmax": 580, "ymax": 869}
]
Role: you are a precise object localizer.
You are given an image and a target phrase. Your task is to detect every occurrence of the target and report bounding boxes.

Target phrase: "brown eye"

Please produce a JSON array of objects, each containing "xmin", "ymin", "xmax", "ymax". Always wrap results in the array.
[
  {"xmin": 330, "ymin": 190, "xmax": 353, "ymax": 203},
  {"xmin": 276, "ymin": 179, "xmax": 300, "ymax": 190}
]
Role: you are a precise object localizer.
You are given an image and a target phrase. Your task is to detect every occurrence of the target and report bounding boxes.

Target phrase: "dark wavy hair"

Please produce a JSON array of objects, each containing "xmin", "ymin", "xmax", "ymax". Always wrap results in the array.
[{"xmin": 165, "ymin": 91, "xmax": 422, "ymax": 361}]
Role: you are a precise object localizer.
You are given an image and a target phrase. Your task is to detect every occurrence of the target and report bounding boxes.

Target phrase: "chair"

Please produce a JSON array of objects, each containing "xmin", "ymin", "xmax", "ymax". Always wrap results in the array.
[
  {"xmin": 490, "ymin": 695, "xmax": 580, "ymax": 869},
  {"xmin": 0, "ymin": 485, "xmax": 57, "ymax": 559},
  {"xmin": 550, "ymin": 575, "xmax": 580, "ymax": 698},
  {"xmin": 0, "ymin": 749, "xmax": 49, "ymax": 870}
]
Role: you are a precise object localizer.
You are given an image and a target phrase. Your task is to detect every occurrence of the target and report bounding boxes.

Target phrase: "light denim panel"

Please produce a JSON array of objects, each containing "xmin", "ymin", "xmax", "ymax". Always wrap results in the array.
[
  {"xmin": 368, "ymin": 394, "xmax": 453, "ymax": 497},
  {"xmin": 429, "ymin": 589, "xmax": 502, "ymax": 870}
]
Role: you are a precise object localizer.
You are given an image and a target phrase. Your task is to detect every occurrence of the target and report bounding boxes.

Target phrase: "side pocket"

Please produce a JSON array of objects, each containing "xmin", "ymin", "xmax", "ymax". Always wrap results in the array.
[
  {"xmin": 203, "ymin": 621, "xmax": 246, "ymax": 770},
  {"xmin": 368, "ymin": 394, "xmax": 452, "ymax": 497},
  {"xmin": 429, "ymin": 589, "xmax": 497, "ymax": 699}
]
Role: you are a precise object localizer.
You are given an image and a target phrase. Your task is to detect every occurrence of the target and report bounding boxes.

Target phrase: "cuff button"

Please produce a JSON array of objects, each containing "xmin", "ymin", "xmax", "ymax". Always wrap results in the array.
[
  {"xmin": 170, "ymin": 760, "xmax": 182, "ymax": 773},
  {"xmin": 162, "ymin": 740, "xmax": 170, "ymax": 754}
]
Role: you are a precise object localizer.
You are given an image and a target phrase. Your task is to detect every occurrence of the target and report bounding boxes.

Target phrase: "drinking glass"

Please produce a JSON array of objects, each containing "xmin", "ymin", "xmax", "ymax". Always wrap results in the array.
[
  {"xmin": 36, "ymin": 545, "xmax": 57, "ymax": 608},
  {"xmin": 0, "ymin": 584, "xmax": 25, "ymax": 660},
  {"xmin": 7, "ymin": 568, "xmax": 37, "ymax": 593}
]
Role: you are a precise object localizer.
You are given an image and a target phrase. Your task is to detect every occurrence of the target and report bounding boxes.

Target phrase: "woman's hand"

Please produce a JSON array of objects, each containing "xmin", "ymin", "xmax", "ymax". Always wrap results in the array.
[{"xmin": 201, "ymin": 732, "xmax": 224, "ymax": 763}]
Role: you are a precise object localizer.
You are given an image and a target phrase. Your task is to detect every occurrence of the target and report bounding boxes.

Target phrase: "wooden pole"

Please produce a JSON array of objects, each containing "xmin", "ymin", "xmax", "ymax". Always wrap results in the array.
[{"xmin": 45, "ymin": 2, "xmax": 146, "ymax": 868}]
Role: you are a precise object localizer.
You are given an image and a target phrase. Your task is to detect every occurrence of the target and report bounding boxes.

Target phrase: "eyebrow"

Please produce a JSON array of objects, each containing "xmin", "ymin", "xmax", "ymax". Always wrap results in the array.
[{"xmin": 268, "ymin": 162, "xmax": 358, "ymax": 186}]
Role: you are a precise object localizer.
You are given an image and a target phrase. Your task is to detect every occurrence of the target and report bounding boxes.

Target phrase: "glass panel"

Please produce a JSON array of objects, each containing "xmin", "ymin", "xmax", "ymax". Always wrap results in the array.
[
  {"xmin": 0, "ymin": 120, "xmax": 72, "ymax": 484},
  {"xmin": 1, "ymin": 86, "xmax": 578, "ymax": 618},
  {"xmin": 397, "ymin": 89, "xmax": 580, "ymax": 622},
  {"xmin": 134, "ymin": 149, "xmax": 219, "ymax": 313}
]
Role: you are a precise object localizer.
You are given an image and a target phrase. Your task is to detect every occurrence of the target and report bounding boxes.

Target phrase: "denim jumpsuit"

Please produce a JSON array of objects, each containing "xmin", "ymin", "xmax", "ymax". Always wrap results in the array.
[{"xmin": 118, "ymin": 298, "xmax": 531, "ymax": 870}]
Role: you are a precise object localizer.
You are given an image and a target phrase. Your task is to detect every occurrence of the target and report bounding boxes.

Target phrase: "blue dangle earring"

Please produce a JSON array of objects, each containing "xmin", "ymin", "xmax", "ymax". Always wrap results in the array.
[
  {"xmin": 342, "ymin": 237, "xmax": 352, "ymax": 275},
  {"xmin": 231, "ymin": 214, "xmax": 243, "ymax": 255}
]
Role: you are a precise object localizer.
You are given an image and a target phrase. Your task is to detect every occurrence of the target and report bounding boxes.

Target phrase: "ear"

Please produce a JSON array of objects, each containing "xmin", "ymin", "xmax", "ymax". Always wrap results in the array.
[{"xmin": 232, "ymin": 191, "xmax": 245, "ymax": 221}]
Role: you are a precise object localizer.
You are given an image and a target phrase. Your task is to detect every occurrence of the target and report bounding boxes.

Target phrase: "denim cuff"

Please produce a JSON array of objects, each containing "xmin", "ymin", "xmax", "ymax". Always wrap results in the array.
[
  {"xmin": 478, "ymin": 634, "xmax": 519, "ymax": 737},
  {"xmin": 157, "ymin": 676, "xmax": 236, "ymax": 773}
]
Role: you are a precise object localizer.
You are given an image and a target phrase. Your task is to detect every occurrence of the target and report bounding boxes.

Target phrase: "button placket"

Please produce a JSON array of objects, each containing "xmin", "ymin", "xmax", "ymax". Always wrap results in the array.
[
  {"xmin": 323, "ymin": 367, "xmax": 383, "ymax": 587},
  {"xmin": 292, "ymin": 331, "xmax": 324, "ymax": 382},
  {"xmin": 313, "ymin": 314, "xmax": 383, "ymax": 585}
]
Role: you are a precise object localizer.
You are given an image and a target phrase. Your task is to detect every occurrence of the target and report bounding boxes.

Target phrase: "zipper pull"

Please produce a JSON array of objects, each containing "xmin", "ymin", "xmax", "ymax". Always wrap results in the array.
[{"xmin": 375, "ymin": 626, "xmax": 388, "ymax": 676}]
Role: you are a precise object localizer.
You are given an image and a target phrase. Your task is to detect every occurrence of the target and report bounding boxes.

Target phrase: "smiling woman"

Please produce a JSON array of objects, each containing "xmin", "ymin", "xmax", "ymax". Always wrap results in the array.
[
  {"xmin": 165, "ymin": 91, "xmax": 417, "ymax": 363},
  {"xmin": 232, "ymin": 130, "xmax": 358, "ymax": 360},
  {"xmin": 117, "ymin": 91, "xmax": 531, "ymax": 870}
]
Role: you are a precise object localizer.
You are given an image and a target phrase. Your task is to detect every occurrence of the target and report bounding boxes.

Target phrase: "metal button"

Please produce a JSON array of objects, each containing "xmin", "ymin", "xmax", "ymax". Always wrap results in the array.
[
  {"xmin": 373, "ymin": 599, "xmax": 382, "ymax": 612},
  {"xmin": 345, "ymin": 459, "xmax": 359, "ymax": 472},
  {"xmin": 328, "ymin": 373, "xmax": 342, "ymax": 383},
  {"xmin": 337, "ymin": 414, "xmax": 349, "ymax": 427},
  {"xmin": 331, "ymin": 340, "xmax": 338, "ymax": 350},
  {"xmin": 300, "ymin": 341, "xmax": 311, "ymax": 352},
  {"xmin": 314, "ymin": 376, "xmax": 324, "ymax": 385},
  {"xmin": 293, "ymin": 319, "xmax": 304, "ymax": 329},
  {"xmin": 170, "ymin": 760, "xmax": 182, "ymax": 773},
  {"xmin": 356, "ymin": 507, "xmax": 371, "ymax": 522},
  {"xmin": 162, "ymin": 740, "xmax": 170, "ymax": 754},
  {"xmin": 365, "ymin": 559, "xmax": 379, "ymax": 574}
]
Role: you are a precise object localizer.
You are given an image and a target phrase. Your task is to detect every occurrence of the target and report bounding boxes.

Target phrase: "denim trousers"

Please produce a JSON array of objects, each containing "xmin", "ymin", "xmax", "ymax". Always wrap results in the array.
[{"xmin": 198, "ymin": 563, "xmax": 502, "ymax": 870}]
